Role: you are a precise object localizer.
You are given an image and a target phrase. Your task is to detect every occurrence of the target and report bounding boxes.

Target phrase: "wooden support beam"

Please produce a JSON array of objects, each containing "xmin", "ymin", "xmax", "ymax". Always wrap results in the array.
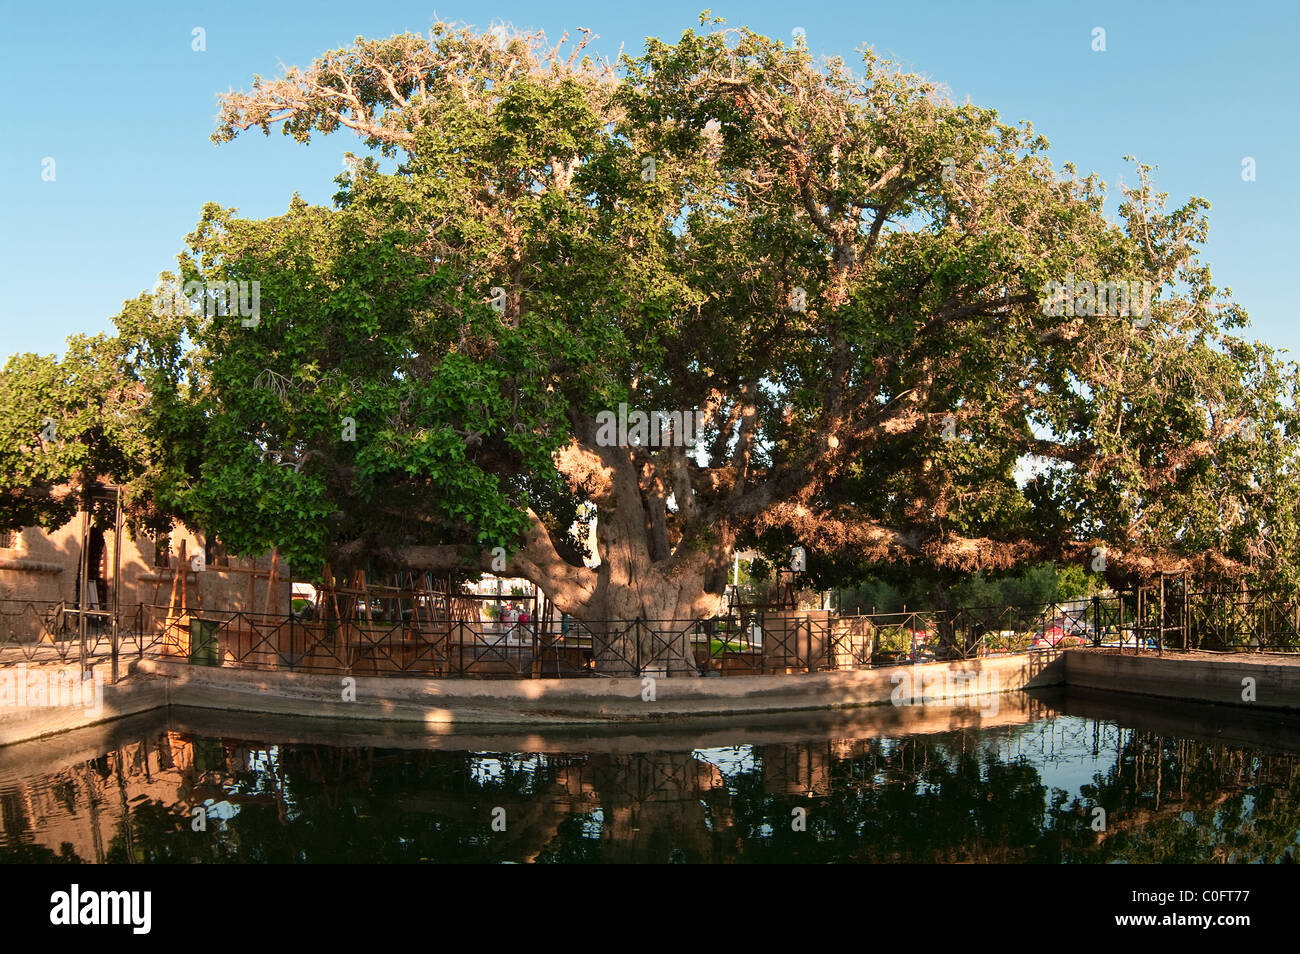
[
  {"xmin": 172, "ymin": 540, "xmax": 186, "ymax": 616},
  {"xmin": 262, "ymin": 547, "xmax": 280, "ymax": 617},
  {"xmin": 181, "ymin": 539, "xmax": 191, "ymax": 613}
]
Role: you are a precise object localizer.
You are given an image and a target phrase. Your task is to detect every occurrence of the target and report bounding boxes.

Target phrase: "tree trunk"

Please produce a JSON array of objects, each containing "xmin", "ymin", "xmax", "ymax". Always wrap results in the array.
[
  {"xmin": 565, "ymin": 440, "xmax": 733, "ymax": 676},
  {"xmin": 339, "ymin": 439, "xmax": 737, "ymax": 675},
  {"xmin": 579, "ymin": 567, "xmax": 716, "ymax": 677}
]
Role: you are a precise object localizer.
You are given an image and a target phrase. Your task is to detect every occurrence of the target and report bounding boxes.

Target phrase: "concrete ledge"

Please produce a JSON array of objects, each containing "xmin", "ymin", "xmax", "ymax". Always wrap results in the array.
[
  {"xmin": 0, "ymin": 673, "xmax": 170, "ymax": 747},
  {"xmin": 0, "ymin": 558, "xmax": 62, "ymax": 573},
  {"xmin": 14, "ymin": 647, "xmax": 1297, "ymax": 749},
  {"xmin": 130, "ymin": 652, "xmax": 1059, "ymax": 727},
  {"xmin": 1065, "ymin": 649, "xmax": 1300, "ymax": 712}
]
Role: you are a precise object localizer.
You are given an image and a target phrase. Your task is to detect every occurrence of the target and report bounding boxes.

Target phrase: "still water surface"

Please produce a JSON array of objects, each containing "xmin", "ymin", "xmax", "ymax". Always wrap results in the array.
[{"xmin": 2, "ymin": 690, "xmax": 1298, "ymax": 863}]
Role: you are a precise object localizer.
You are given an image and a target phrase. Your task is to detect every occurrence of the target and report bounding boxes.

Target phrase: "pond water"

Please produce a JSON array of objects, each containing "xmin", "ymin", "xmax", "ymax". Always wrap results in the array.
[{"xmin": 2, "ymin": 690, "xmax": 1298, "ymax": 863}]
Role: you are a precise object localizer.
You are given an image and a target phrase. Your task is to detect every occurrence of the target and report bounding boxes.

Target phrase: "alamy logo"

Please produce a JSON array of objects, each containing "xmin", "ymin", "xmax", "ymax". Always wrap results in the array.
[
  {"xmin": 0, "ymin": 665, "xmax": 103, "ymax": 717},
  {"xmin": 49, "ymin": 885, "xmax": 151, "ymax": 934},
  {"xmin": 1040, "ymin": 274, "xmax": 1153, "ymax": 319},
  {"xmin": 890, "ymin": 668, "xmax": 1001, "ymax": 716},
  {"xmin": 595, "ymin": 403, "xmax": 706, "ymax": 448},
  {"xmin": 153, "ymin": 279, "xmax": 261, "ymax": 326}
]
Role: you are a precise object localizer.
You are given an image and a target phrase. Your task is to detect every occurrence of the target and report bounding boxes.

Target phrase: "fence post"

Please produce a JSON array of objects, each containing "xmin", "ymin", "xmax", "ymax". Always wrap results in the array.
[
  {"xmin": 1117, "ymin": 589, "xmax": 1124, "ymax": 653},
  {"xmin": 1157, "ymin": 576, "xmax": 1165, "ymax": 655},
  {"xmin": 111, "ymin": 487, "xmax": 122, "ymax": 683},
  {"xmin": 111, "ymin": 613, "xmax": 119, "ymax": 683},
  {"xmin": 1136, "ymin": 587, "xmax": 1143, "ymax": 655},
  {"xmin": 531, "ymin": 614, "xmax": 539, "ymax": 677},
  {"xmin": 77, "ymin": 508, "xmax": 89, "ymax": 674}
]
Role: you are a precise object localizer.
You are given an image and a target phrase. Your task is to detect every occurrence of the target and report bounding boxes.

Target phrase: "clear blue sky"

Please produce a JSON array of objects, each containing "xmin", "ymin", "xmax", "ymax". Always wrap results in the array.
[{"xmin": 1, "ymin": 0, "xmax": 1295, "ymax": 359}]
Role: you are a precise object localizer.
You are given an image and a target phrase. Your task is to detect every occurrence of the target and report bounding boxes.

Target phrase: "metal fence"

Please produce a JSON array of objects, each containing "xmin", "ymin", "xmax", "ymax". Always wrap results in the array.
[
  {"xmin": 0, "ymin": 599, "xmax": 122, "ymax": 669},
  {"xmin": 2, "ymin": 587, "xmax": 1297, "ymax": 679},
  {"xmin": 1180, "ymin": 587, "xmax": 1300, "ymax": 651}
]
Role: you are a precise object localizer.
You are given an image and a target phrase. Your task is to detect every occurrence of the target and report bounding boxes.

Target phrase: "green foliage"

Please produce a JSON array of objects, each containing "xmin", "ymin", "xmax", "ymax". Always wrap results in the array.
[
  {"xmin": 838, "ymin": 577, "xmax": 906, "ymax": 615},
  {"xmin": 743, "ymin": 557, "xmax": 770, "ymax": 584},
  {"xmin": 837, "ymin": 562, "xmax": 1101, "ymax": 615},
  {"xmin": 0, "ymin": 324, "xmax": 183, "ymax": 535},
  {"xmin": 3, "ymin": 16, "xmax": 1298, "ymax": 609}
]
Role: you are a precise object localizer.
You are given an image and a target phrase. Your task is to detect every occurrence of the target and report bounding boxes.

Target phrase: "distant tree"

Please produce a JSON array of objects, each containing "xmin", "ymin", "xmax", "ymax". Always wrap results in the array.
[
  {"xmin": 833, "ymin": 561, "xmax": 1099, "ymax": 617},
  {"xmin": 0, "ymin": 287, "xmax": 206, "ymax": 539}
]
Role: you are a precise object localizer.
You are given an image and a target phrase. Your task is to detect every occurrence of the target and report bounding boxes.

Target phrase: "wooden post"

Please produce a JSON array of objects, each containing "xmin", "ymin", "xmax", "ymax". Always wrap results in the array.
[
  {"xmin": 262, "ymin": 547, "xmax": 280, "ymax": 618},
  {"xmin": 164, "ymin": 540, "xmax": 184, "ymax": 657},
  {"xmin": 111, "ymin": 488, "xmax": 122, "ymax": 683},
  {"xmin": 325, "ymin": 564, "xmax": 341, "ymax": 621},
  {"xmin": 78, "ymin": 508, "xmax": 89, "ymax": 673},
  {"xmin": 359, "ymin": 569, "xmax": 372, "ymax": 624},
  {"xmin": 194, "ymin": 535, "xmax": 204, "ymax": 614},
  {"xmin": 178, "ymin": 539, "xmax": 188, "ymax": 614},
  {"xmin": 1158, "ymin": 575, "xmax": 1165, "ymax": 655},
  {"xmin": 166, "ymin": 548, "xmax": 180, "ymax": 617}
]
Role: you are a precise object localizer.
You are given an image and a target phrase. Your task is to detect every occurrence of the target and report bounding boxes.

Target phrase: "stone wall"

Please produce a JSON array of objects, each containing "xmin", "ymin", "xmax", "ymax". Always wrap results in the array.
[{"xmin": 0, "ymin": 517, "xmax": 290, "ymax": 614}]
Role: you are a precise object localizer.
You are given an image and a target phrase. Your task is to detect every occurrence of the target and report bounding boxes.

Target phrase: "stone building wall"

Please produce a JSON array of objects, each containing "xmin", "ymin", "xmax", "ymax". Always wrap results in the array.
[{"xmin": 0, "ymin": 517, "xmax": 290, "ymax": 615}]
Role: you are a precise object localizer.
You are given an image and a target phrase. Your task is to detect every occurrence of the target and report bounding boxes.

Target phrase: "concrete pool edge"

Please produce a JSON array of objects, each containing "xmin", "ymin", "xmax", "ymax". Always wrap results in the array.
[
  {"xmin": 1063, "ymin": 649, "xmax": 1300, "ymax": 713},
  {"xmin": 1, "ymin": 652, "xmax": 1058, "ymax": 745},
  {"xmin": 2, "ymin": 648, "xmax": 1298, "ymax": 747},
  {"xmin": 0, "ymin": 669, "xmax": 171, "ymax": 747},
  {"xmin": 131, "ymin": 651, "xmax": 1053, "ymax": 722}
]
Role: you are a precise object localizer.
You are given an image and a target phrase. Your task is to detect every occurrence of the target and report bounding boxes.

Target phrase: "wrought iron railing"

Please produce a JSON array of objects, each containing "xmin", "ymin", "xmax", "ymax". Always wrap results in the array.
[
  {"xmin": 3, "ymin": 587, "xmax": 1298, "ymax": 679},
  {"xmin": 0, "ymin": 599, "xmax": 120, "ymax": 667}
]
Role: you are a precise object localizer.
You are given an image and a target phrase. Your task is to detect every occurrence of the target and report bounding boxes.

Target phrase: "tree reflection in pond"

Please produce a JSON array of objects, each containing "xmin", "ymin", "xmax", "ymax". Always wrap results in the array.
[{"xmin": 1, "ymin": 714, "xmax": 1298, "ymax": 864}]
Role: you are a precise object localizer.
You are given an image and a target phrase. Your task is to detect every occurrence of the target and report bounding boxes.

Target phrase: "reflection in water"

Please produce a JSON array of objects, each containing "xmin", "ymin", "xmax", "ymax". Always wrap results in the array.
[{"xmin": 2, "ymin": 700, "xmax": 1299, "ymax": 864}]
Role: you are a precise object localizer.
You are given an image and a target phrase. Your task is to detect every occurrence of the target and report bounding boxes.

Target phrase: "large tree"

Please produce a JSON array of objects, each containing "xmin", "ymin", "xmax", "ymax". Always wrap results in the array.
[{"xmin": 8, "ymin": 18, "xmax": 1298, "ymax": 671}]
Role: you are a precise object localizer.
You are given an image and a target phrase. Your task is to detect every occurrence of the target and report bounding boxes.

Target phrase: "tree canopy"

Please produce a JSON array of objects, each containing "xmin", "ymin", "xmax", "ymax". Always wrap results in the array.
[{"xmin": 3, "ymin": 16, "xmax": 1298, "ymax": 642}]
